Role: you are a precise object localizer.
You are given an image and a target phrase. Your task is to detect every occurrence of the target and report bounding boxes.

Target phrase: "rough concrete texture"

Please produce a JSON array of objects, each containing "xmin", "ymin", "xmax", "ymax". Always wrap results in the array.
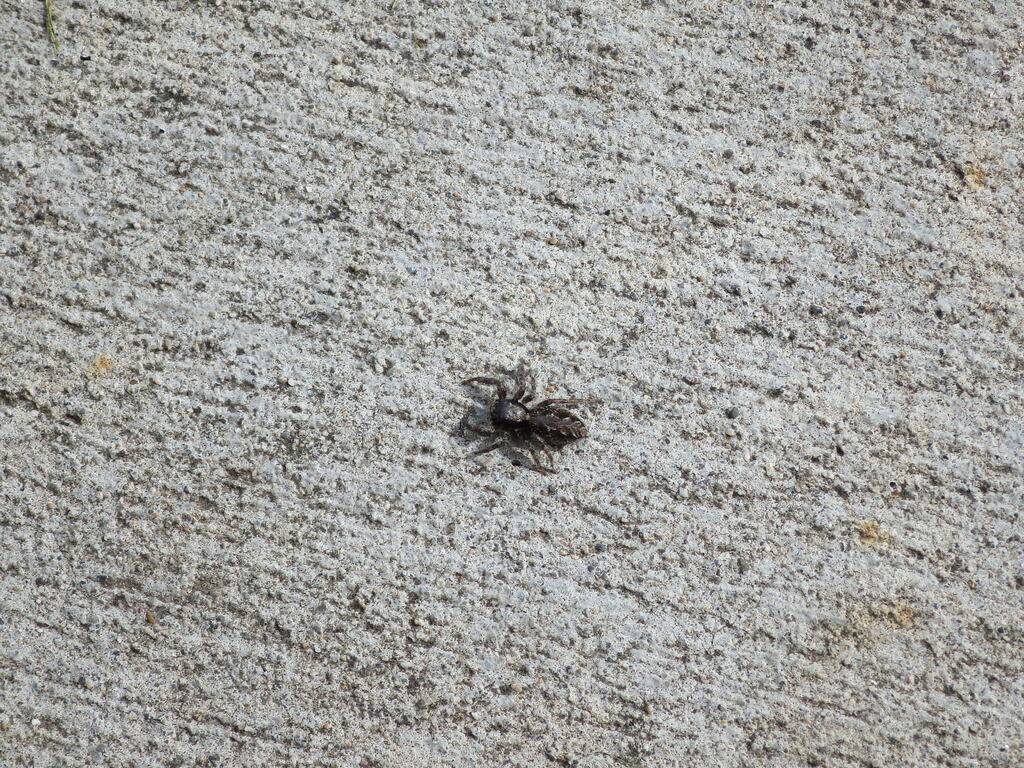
[{"xmin": 1, "ymin": 0, "xmax": 1023, "ymax": 766}]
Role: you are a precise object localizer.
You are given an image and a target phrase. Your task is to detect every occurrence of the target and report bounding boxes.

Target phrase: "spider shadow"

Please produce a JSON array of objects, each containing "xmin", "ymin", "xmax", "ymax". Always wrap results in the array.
[{"xmin": 456, "ymin": 410, "xmax": 550, "ymax": 474}]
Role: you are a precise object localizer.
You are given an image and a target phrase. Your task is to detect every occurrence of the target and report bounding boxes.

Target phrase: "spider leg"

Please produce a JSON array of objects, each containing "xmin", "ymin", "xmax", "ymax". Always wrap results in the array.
[
  {"xmin": 472, "ymin": 441, "xmax": 505, "ymax": 456},
  {"xmin": 539, "ymin": 435, "xmax": 556, "ymax": 467},
  {"xmin": 522, "ymin": 368, "xmax": 538, "ymax": 403},
  {"xmin": 527, "ymin": 433, "xmax": 556, "ymax": 473},
  {"xmin": 500, "ymin": 363, "xmax": 527, "ymax": 401},
  {"xmin": 533, "ymin": 397, "xmax": 601, "ymax": 408},
  {"xmin": 462, "ymin": 376, "xmax": 507, "ymax": 400},
  {"xmin": 527, "ymin": 445, "xmax": 554, "ymax": 473}
]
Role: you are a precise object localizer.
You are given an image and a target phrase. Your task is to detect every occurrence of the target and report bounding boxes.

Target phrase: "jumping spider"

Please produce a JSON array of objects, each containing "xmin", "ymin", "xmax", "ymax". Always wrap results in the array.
[{"xmin": 461, "ymin": 363, "xmax": 600, "ymax": 473}]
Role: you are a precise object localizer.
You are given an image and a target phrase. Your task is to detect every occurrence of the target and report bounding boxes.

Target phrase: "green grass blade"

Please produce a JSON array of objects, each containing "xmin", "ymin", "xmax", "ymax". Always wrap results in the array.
[{"xmin": 45, "ymin": 0, "xmax": 60, "ymax": 52}]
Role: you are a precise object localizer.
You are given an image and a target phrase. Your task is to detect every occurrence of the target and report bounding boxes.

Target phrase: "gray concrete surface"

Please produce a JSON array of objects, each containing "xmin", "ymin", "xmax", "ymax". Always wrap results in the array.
[{"xmin": 2, "ymin": 1, "xmax": 1023, "ymax": 766}]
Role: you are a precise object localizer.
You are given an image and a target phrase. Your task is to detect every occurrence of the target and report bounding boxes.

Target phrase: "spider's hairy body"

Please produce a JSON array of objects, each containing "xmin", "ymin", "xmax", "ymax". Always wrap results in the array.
[{"xmin": 461, "ymin": 364, "xmax": 599, "ymax": 473}]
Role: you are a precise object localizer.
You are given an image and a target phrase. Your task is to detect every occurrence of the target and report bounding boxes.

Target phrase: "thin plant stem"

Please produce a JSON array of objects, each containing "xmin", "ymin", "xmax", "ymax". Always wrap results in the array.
[{"xmin": 45, "ymin": 0, "xmax": 60, "ymax": 52}]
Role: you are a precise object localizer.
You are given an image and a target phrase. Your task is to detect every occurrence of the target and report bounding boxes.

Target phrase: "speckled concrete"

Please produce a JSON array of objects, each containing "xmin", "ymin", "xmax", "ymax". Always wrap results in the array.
[{"xmin": 1, "ymin": 1, "xmax": 1022, "ymax": 766}]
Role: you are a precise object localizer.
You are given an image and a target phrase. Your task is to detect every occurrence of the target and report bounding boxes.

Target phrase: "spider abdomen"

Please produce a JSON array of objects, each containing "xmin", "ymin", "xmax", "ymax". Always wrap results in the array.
[{"xmin": 530, "ymin": 409, "xmax": 588, "ymax": 444}]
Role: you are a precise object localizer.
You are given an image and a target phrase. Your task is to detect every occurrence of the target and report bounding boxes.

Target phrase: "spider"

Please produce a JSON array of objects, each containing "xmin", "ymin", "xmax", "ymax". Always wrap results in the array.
[{"xmin": 461, "ymin": 363, "xmax": 600, "ymax": 473}]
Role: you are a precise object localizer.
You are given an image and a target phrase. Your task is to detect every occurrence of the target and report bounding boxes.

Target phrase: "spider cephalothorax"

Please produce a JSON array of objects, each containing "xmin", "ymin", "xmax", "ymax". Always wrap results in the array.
[
  {"xmin": 461, "ymin": 363, "xmax": 599, "ymax": 473},
  {"xmin": 491, "ymin": 398, "xmax": 530, "ymax": 429}
]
